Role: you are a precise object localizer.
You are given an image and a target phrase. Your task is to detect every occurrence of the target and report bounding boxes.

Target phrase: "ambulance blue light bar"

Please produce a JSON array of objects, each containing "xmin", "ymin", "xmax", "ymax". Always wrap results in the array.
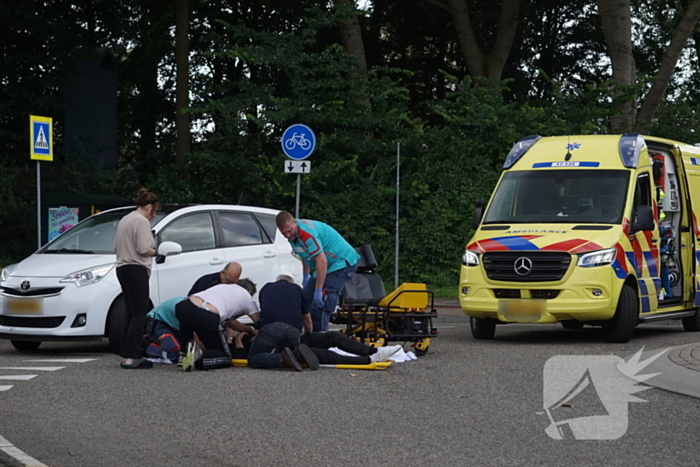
[
  {"xmin": 503, "ymin": 135, "xmax": 542, "ymax": 169},
  {"xmin": 618, "ymin": 134, "xmax": 646, "ymax": 168}
]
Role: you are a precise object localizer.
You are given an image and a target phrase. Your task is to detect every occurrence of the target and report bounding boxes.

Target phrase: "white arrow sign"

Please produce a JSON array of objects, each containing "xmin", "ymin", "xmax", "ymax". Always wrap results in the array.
[{"xmin": 284, "ymin": 160, "xmax": 311, "ymax": 174}]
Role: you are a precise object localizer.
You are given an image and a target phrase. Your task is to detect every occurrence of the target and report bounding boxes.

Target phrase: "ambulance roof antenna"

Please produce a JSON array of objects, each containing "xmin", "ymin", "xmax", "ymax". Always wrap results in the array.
[{"xmin": 565, "ymin": 135, "xmax": 572, "ymax": 161}]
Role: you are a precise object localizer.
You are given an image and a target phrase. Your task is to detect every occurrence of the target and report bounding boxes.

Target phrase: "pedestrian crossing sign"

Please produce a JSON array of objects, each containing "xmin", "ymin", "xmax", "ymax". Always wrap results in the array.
[{"xmin": 29, "ymin": 115, "xmax": 53, "ymax": 161}]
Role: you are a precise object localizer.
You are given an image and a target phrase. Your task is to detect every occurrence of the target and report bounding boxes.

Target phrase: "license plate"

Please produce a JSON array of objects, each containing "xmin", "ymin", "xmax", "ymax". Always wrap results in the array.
[
  {"xmin": 498, "ymin": 300, "xmax": 545, "ymax": 322},
  {"xmin": 3, "ymin": 297, "xmax": 44, "ymax": 315}
]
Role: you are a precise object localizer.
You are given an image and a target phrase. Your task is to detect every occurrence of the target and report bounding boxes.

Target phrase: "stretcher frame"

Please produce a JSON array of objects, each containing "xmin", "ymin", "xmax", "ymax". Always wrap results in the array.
[
  {"xmin": 335, "ymin": 283, "xmax": 438, "ymax": 356},
  {"xmin": 231, "ymin": 359, "xmax": 392, "ymax": 370}
]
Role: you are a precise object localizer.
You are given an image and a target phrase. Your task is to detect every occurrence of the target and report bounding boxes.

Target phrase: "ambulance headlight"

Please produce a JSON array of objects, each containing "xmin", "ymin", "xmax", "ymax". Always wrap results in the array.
[
  {"xmin": 577, "ymin": 248, "xmax": 617, "ymax": 267},
  {"xmin": 462, "ymin": 250, "xmax": 480, "ymax": 267}
]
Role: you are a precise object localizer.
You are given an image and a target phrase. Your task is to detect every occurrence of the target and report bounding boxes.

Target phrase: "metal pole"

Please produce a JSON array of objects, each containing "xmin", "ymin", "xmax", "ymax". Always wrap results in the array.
[
  {"xmin": 36, "ymin": 161, "xmax": 41, "ymax": 249},
  {"xmin": 394, "ymin": 142, "xmax": 400, "ymax": 290},
  {"xmin": 295, "ymin": 173, "xmax": 301, "ymax": 218}
]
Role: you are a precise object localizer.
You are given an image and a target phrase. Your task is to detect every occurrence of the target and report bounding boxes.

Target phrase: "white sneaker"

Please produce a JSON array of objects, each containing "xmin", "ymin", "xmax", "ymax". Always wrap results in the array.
[
  {"xmin": 370, "ymin": 345, "xmax": 403, "ymax": 363},
  {"xmin": 181, "ymin": 341, "xmax": 201, "ymax": 372}
]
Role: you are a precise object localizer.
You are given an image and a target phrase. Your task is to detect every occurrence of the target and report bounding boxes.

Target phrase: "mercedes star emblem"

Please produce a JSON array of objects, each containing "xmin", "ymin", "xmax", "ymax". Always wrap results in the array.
[{"xmin": 514, "ymin": 257, "xmax": 533, "ymax": 276}]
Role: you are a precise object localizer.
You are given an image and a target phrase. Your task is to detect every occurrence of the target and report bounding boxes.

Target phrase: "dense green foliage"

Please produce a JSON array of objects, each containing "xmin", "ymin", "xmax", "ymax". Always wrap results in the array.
[{"xmin": 2, "ymin": 1, "xmax": 700, "ymax": 289}]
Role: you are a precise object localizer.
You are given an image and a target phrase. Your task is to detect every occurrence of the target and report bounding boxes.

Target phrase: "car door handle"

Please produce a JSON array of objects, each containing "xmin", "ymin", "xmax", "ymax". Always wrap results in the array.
[
  {"xmin": 210, "ymin": 258, "xmax": 224, "ymax": 265},
  {"xmin": 264, "ymin": 251, "xmax": 277, "ymax": 258}
]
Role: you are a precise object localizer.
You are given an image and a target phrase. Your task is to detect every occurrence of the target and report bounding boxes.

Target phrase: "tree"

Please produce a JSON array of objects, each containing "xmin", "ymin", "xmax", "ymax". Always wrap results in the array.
[
  {"xmin": 176, "ymin": 0, "xmax": 191, "ymax": 164},
  {"xmin": 635, "ymin": 0, "xmax": 700, "ymax": 133},
  {"xmin": 425, "ymin": 0, "xmax": 520, "ymax": 82},
  {"xmin": 335, "ymin": 0, "xmax": 368, "ymax": 75},
  {"xmin": 596, "ymin": 0, "xmax": 700, "ymax": 133}
]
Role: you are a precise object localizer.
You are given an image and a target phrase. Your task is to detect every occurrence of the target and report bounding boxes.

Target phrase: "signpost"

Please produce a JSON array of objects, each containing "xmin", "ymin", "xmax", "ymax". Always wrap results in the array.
[
  {"xmin": 281, "ymin": 124, "xmax": 315, "ymax": 217},
  {"xmin": 30, "ymin": 115, "xmax": 53, "ymax": 248}
]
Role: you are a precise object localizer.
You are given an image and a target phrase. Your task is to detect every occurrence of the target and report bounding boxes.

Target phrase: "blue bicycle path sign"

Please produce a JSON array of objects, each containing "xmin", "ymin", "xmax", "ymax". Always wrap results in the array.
[{"xmin": 281, "ymin": 123, "xmax": 316, "ymax": 160}]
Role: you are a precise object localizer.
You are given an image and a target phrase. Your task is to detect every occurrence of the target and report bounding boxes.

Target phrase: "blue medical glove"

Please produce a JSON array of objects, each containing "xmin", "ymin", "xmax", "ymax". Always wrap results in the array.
[
  {"xmin": 303, "ymin": 272, "xmax": 310, "ymax": 287},
  {"xmin": 313, "ymin": 288, "xmax": 324, "ymax": 309}
]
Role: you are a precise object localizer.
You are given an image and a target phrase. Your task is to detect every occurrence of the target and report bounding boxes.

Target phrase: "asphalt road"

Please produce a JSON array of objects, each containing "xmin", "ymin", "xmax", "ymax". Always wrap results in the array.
[{"xmin": 1, "ymin": 308, "xmax": 700, "ymax": 467}]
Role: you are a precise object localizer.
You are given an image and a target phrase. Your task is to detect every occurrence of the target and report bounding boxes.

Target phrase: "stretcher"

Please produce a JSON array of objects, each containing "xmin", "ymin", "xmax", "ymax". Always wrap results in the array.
[
  {"xmin": 334, "ymin": 282, "xmax": 437, "ymax": 356},
  {"xmin": 331, "ymin": 244, "xmax": 437, "ymax": 355}
]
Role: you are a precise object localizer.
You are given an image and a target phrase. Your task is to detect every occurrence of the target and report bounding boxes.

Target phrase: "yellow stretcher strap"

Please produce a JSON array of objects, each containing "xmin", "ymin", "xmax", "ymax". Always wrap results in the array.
[{"xmin": 231, "ymin": 359, "xmax": 391, "ymax": 370}]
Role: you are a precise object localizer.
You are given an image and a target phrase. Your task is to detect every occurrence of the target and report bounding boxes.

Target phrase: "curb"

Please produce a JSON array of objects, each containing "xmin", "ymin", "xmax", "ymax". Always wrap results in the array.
[{"xmin": 634, "ymin": 343, "xmax": 700, "ymax": 399}]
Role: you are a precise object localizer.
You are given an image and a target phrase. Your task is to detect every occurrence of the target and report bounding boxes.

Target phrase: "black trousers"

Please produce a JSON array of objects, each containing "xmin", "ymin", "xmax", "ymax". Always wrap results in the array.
[
  {"xmin": 116, "ymin": 265, "xmax": 150, "ymax": 359},
  {"xmin": 300, "ymin": 331, "xmax": 374, "ymax": 365},
  {"xmin": 175, "ymin": 300, "xmax": 231, "ymax": 370}
]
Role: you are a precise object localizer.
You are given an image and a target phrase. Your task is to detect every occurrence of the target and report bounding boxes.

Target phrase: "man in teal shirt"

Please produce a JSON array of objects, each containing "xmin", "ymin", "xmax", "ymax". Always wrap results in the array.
[
  {"xmin": 276, "ymin": 211, "xmax": 360, "ymax": 332},
  {"xmin": 145, "ymin": 296, "xmax": 185, "ymax": 361}
]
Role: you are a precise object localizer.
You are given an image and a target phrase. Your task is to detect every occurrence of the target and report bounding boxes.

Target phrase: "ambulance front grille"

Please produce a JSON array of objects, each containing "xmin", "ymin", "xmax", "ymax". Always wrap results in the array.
[{"xmin": 482, "ymin": 252, "xmax": 571, "ymax": 282}]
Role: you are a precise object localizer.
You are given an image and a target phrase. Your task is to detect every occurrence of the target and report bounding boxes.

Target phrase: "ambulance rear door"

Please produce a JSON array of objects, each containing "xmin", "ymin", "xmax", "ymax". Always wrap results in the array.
[{"xmin": 677, "ymin": 144, "xmax": 700, "ymax": 306}]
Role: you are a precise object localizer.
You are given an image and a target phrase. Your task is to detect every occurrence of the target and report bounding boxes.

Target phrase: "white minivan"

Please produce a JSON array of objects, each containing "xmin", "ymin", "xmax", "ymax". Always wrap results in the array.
[{"xmin": 0, "ymin": 205, "xmax": 302, "ymax": 352}]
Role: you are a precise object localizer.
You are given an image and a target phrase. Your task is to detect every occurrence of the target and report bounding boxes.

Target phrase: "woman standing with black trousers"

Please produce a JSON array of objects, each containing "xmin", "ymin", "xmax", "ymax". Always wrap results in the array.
[{"xmin": 113, "ymin": 188, "xmax": 160, "ymax": 369}]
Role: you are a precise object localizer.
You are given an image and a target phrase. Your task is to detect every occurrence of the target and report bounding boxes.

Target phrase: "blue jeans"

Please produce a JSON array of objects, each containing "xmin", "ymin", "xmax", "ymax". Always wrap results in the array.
[
  {"xmin": 303, "ymin": 263, "xmax": 357, "ymax": 332},
  {"xmin": 247, "ymin": 322, "xmax": 301, "ymax": 368}
]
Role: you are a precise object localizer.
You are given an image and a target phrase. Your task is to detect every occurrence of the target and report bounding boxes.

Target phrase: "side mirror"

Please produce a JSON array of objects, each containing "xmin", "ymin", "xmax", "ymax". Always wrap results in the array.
[
  {"xmin": 155, "ymin": 241, "xmax": 182, "ymax": 264},
  {"xmin": 473, "ymin": 198, "xmax": 485, "ymax": 229},
  {"xmin": 631, "ymin": 205, "xmax": 655, "ymax": 233}
]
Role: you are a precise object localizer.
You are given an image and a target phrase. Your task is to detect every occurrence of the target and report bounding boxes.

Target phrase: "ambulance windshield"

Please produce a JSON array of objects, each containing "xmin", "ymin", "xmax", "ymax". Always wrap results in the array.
[{"xmin": 483, "ymin": 170, "xmax": 630, "ymax": 224}]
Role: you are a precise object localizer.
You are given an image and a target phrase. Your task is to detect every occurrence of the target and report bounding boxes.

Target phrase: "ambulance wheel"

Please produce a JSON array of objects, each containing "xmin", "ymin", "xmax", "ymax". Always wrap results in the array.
[
  {"xmin": 107, "ymin": 297, "xmax": 128, "ymax": 354},
  {"xmin": 11, "ymin": 340, "xmax": 41, "ymax": 351},
  {"xmin": 470, "ymin": 317, "xmax": 496, "ymax": 340},
  {"xmin": 682, "ymin": 310, "xmax": 700, "ymax": 332},
  {"xmin": 561, "ymin": 321, "xmax": 584, "ymax": 330},
  {"xmin": 604, "ymin": 284, "xmax": 638, "ymax": 343}
]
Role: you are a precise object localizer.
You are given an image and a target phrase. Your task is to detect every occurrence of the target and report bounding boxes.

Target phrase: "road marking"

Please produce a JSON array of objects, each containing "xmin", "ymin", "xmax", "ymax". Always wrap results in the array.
[
  {"xmin": 0, "ymin": 367, "xmax": 64, "ymax": 371},
  {"xmin": 0, "ymin": 435, "xmax": 48, "ymax": 467},
  {"xmin": 26, "ymin": 359, "xmax": 97, "ymax": 363},
  {"xmin": 0, "ymin": 375, "xmax": 37, "ymax": 381},
  {"xmin": 0, "ymin": 386, "xmax": 12, "ymax": 392}
]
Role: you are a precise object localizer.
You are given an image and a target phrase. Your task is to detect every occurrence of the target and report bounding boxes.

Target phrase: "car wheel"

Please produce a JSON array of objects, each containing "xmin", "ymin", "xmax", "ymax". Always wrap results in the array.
[
  {"xmin": 561, "ymin": 321, "xmax": 584, "ymax": 330},
  {"xmin": 11, "ymin": 340, "xmax": 41, "ymax": 351},
  {"xmin": 604, "ymin": 284, "xmax": 638, "ymax": 343},
  {"xmin": 470, "ymin": 317, "xmax": 496, "ymax": 340},
  {"xmin": 107, "ymin": 297, "xmax": 127, "ymax": 354},
  {"xmin": 682, "ymin": 309, "xmax": 700, "ymax": 332}
]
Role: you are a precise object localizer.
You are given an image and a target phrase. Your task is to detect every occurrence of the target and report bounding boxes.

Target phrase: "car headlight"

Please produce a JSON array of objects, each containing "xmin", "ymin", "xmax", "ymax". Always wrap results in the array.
[
  {"xmin": 60, "ymin": 263, "xmax": 115, "ymax": 287},
  {"xmin": 462, "ymin": 250, "xmax": 480, "ymax": 267},
  {"xmin": 0, "ymin": 264, "xmax": 16, "ymax": 283},
  {"xmin": 577, "ymin": 248, "xmax": 617, "ymax": 267}
]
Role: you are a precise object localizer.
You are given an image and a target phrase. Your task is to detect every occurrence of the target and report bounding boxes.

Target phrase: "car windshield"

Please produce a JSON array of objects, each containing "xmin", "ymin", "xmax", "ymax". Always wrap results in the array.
[
  {"xmin": 483, "ymin": 169, "xmax": 630, "ymax": 224},
  {"xmin": 43, "ymin": 209, "xmax": 166, "ymax": 254}
]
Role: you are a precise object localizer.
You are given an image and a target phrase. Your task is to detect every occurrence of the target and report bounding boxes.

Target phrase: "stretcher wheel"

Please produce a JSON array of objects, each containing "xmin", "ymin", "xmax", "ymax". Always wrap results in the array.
[{"xmin": 414, "ymin": 346, "xmax": 428, "ymax": 356}]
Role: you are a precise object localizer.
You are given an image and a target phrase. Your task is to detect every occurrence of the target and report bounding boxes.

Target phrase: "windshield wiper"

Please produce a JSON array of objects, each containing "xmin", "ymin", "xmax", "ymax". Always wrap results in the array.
[{"xmin": 44, "ymin": 248, "xmax": 94, "ymax": 254}]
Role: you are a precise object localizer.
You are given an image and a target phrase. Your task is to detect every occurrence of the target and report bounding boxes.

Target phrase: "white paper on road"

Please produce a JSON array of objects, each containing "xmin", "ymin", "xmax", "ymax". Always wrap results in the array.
[{"xmin": 0, "ymin": 367, "xmax": 65, "ymax": 371}]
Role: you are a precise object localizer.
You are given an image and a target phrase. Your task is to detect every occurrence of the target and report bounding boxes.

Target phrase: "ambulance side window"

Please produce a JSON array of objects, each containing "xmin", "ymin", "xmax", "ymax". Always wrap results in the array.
[{"xmin": 632, "ymin": 173, "xmax": 652, "ymax": 218}]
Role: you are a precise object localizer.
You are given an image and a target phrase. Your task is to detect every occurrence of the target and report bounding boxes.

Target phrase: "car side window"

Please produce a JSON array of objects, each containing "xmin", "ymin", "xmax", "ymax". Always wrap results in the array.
[
  {"xmin": 253, "ymin": 213, "xmax": 276, "ymax": 242},
  {"xmin": 218, "ymin": 211, "xmax": 265, "ymax": 247},
  {"xmin": 159, "ymin": 212, "xmax": 216, "ymax": 253}
]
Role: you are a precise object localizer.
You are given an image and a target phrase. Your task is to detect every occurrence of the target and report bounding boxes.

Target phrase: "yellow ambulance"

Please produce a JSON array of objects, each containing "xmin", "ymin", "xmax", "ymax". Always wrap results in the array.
[{"xmin": 459, "ymin": 134, "xmax": 700, "ymax": 342}]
